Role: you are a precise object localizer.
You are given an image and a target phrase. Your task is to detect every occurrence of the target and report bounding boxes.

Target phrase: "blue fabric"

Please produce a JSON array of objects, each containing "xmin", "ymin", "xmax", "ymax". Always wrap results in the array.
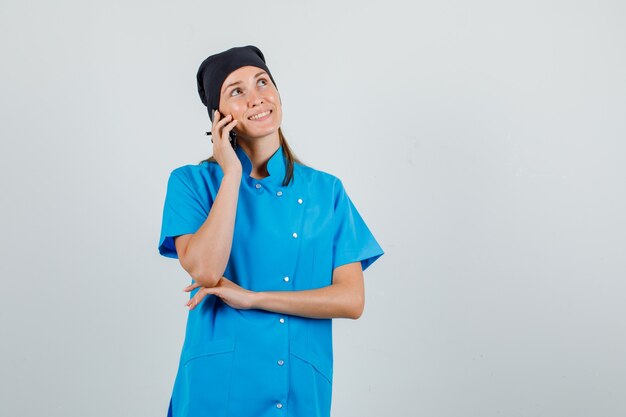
[{"xmin": 158, "ymin": 144, "xmax": 384, "ymax": 417}]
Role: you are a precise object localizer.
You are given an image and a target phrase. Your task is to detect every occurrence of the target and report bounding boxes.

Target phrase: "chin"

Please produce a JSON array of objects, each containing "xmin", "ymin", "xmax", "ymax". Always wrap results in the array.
[{"xmin": 244, "ymin": 124, "xmax": 280, "ymax": 137}]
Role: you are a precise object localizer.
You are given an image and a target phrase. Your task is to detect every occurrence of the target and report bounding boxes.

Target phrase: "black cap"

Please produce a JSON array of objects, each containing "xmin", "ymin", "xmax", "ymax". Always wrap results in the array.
[{"xmin": 196, "ymin": 45, "xmax": 278, "ymax": 122}]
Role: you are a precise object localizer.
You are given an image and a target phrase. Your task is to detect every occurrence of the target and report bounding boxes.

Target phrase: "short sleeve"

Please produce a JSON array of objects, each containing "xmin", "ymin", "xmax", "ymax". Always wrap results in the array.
[
  {"xmin": 158, "ymin": 170, "xmax": 209, "ymax": 259},
  {"xmin": 332, "ymin": 179, "xmax": 384, "ymax": 271}
]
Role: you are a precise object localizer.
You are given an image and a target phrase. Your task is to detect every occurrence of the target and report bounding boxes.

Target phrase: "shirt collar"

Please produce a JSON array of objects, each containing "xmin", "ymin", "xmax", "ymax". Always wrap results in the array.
[{"xmin": 235, "ymin": 144, "xmax": 286, "ymax": 185}]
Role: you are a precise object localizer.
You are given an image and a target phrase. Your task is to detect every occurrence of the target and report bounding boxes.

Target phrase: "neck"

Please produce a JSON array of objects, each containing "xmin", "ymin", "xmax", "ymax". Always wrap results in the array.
[{"xmin": 237, "ymin": 133, "xmax": 281, "ymax": 178}]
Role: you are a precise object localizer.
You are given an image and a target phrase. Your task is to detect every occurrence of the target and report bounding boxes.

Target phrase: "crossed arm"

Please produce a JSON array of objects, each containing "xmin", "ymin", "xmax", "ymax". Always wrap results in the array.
[
  {"xmin": 171, "ymin": 172, "xmax": 365, "ymax": 320},
  {"xmin": 176, "ymin": 228, "xmax": 364, "ymax": 319},
  {"xmin": 181, "ymin": 260, "xmax": 365, "ymax": 320}
]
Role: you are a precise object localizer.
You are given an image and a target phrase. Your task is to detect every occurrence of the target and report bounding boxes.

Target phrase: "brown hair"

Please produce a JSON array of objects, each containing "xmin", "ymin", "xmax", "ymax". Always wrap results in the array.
[{"xmin": 198, "ymin": 127, "xmax": 307, "ymax": 187}]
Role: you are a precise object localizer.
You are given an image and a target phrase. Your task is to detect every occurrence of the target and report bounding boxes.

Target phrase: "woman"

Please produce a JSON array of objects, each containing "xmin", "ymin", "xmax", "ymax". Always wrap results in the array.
[{"xmin": 158, "ymin": 45, "xmax": 384, "ymax": 417}]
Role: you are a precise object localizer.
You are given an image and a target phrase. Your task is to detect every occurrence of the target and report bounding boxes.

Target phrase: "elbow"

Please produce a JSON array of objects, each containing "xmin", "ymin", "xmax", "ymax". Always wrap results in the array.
[
  {"xmin": 180, "ymin": 254, "xmax": 222, "ymax": 288},
  {"xmin": 188, "ymin": 266, "xmax": 221, "ymax": 288},
  {"xmin": 347, "ymin": 297, "xmax": 365, "ymax": 320}
]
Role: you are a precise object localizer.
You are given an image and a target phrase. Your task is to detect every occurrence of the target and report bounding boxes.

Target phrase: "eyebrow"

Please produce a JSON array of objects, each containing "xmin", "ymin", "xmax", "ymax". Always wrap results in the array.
[{"xmin": 222, "ymin": 71, "xmax": 268, "ymax": 94}]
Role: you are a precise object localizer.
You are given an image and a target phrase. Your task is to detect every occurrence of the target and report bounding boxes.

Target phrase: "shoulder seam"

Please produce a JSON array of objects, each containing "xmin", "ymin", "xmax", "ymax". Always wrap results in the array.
[{"xmin": 170, "ymin": 167, "xmax": 204, "ymax": 203}]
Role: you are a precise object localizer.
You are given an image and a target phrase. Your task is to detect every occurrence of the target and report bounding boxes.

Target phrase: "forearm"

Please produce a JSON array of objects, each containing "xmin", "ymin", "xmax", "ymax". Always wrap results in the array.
[
  {"xmin": 183, "ymin": 172, "xmax": 241, "ymax": 287},
  {"xmin": 251, "ymin": 283, "xmax": 363, "ymax": 320}
]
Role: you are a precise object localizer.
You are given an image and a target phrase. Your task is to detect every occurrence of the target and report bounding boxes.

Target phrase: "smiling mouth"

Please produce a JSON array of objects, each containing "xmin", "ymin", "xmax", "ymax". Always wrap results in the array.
[{"xmin": 248, "ymin": 110, "xmax": 272, "ymax": 121}]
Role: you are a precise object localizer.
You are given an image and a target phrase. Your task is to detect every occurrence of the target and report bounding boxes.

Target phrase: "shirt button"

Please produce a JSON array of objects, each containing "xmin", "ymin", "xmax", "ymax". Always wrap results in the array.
[
  {"xmin": 292, "ymin": 232, "xmax": 298, "ymax": 238},
  {"xmin": 277, "ymin": 359, "xmax": 284, "ymax": 366},
  {"xmin": 255, "ymin": 183, "xmax": 261, "ymax": 189},
  {"xmin": 297, "ymin": 198, "xmax": 303, "ymax": 204},
  {"xmin": 283, "ymin": 276, "xmax": 290, "ymax": 282},
  {"xmin": 276, "ymin": 191, "xmax": 283, "ymax": 196},
  {"xmin": 279, "ymin": 318, "xmax": 285, "ymax": 323},
  {"xmin": 276, "ymin": 403, "xmax": 283, "ymax": 409}
]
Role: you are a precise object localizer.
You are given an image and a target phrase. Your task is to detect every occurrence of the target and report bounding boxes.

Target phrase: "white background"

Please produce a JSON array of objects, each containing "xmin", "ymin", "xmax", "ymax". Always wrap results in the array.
[{"xmin": 1, "ymin": 0, "xmax": 625, "ymax": 416}]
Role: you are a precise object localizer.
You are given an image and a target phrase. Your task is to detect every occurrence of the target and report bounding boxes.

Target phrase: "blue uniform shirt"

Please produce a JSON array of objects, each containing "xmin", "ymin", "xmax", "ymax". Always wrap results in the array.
[{"xmin": 158, "ymin": 144, "xmax": 384, "ymax": 417}]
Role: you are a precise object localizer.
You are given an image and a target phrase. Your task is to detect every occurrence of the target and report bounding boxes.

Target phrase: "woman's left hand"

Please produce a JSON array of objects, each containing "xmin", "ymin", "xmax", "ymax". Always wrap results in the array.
[{"xmin": 184, "ymin": 276, "xmax": 256, "ymax": 311}]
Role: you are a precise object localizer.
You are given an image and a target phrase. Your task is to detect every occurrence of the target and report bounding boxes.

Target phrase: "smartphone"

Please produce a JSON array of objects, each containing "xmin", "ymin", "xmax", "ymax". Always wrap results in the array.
[{"xmin": 205, "ymin": 108, "xmax": 237, "ymax": 149}]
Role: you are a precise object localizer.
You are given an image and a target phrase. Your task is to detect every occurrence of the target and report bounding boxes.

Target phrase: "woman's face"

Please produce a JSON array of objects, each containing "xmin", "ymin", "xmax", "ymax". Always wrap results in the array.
[{"xmin": 218, "ymin": 65, "xmax": 282, "ymax": 140}]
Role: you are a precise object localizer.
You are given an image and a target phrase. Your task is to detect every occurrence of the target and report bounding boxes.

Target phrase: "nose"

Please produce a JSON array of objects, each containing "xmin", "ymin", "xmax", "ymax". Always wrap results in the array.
[{"xmin": 248, "ymin": 89, "xmax": 264, "ymax": 107}]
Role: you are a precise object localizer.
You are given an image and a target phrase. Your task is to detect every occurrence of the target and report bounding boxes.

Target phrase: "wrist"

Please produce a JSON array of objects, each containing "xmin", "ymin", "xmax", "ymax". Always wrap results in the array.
[
  {"xmin": 223, "ymin": 170, "xmax": 242, "ymax": 180},
  {"xmin": 250, "ymin": 290, "xmax": 265, "ymax": 309}
]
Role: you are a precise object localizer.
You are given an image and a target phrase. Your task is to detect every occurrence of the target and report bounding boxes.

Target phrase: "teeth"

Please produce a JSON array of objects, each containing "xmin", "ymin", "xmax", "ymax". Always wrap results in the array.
[{"xmin": 249, "ymin": 110, "xmax": 270, "ymax": 120}]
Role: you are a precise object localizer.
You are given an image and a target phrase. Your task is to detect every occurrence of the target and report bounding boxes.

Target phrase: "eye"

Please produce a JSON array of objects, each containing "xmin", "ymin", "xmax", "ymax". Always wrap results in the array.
[{"xmin": 230, "ymin": 78, "xmax": 267, "ymax": 97}]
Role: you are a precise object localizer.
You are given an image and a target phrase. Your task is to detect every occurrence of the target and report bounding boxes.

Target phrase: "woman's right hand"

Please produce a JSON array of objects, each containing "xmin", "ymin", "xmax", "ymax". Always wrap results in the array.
[{"xmin": 211, "ymin": 110, "xmax": 242, "ymax": 176}]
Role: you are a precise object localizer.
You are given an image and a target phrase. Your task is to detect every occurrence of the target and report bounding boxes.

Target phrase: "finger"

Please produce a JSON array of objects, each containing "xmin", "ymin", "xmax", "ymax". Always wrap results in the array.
[
  {"xmin": 186, "ymin": 295, "xmax": 200, "ymax": 310},
  {"xmin": 186, "ymin": 289, "xmax": 201, "ymax": 308},
  {"xmin": 222, "ymin": 120, "xmax": 238, "ymax": 138},
  {"xmin": 212, "ymin": 114, "xmax": 233, "ymax": 138},
  {"xmin": 211, "ymin": 110, "xmax": 222, "ymax": 129},
  {"xmin": 187, "ymin": 287, "xmax": 215, "ymax": 309},
  {"xmin": 215, "ymin": 114, "xmax": 233, "ymax": 130},
  {"xmin": 183, "ymin": 282, "xmax": 201, "ymax": 292},
  {"xmin": 211, "ymin": 111, "xmax": 219, "ymax": 130}
]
